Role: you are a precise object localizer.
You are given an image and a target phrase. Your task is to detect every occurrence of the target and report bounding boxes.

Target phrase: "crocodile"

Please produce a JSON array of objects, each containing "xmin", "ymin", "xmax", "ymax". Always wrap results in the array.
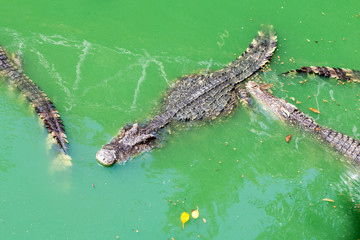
[
  {"xmin": 0, "ymin": 46, "xmax": 69, "ymax": 155},
  {"xmin": 96, "ymin": 27, "xmax": 278, "ymax": 166},
  {"xmin": 246, "ymin": 81, "xmax": 360, "ymax": 164},
  {"xmin": 284, "ymin": 66, "xmax": 360, "ymax": 82}
]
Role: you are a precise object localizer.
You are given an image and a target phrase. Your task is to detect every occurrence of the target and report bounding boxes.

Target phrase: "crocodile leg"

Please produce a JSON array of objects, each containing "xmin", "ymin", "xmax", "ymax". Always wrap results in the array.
[{"xmin": 236, "ymin": 87, "xmax": 252, "ymax": 107}]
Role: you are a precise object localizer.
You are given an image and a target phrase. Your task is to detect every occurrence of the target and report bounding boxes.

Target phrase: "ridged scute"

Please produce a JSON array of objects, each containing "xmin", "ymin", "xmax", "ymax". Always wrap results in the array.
[
  {"xmin": 0, "ymin": 46, "xmax": 69, "ymax": 155},
  {"xmin": 285, "ymin": 66, "xmax": 360, "ymax": 82},
  {"xmin": 221, "ymin": 26, "xmax": 277, "ymax": 82},
  {"xmin": 163, "ymin": 26, "xmax": 277, "ymax": 121},
  {"xmin": 164, "ymin": 74, "xmax": 237, "ymax": 121},
  {"xmin": 321, "ymin": 128, "xmax": 360, "ymax": 164}
]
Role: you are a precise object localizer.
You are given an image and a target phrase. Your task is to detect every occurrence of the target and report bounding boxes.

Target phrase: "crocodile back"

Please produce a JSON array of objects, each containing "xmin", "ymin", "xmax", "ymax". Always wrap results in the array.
[
  {"xmin": 164, "ymin": 74, "xmax": 236, "ymax": 121},
  {"xmin": 163, "ymin": 27, "xmax": 277, "ymax": 121}
]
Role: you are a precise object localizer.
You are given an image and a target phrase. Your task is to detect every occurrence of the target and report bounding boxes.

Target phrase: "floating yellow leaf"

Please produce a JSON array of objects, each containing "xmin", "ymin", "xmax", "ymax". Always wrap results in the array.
[
  {"xmin": 191, "ymin": 206, "xmax": 199, "ymax": 219},
  {"xmin": 322, "ymin": 198, "xmax": 334, "ymax": 202},
  {"xmin": 309, "ymin": 108, "xmax": 321, "ymax": 114},
  {"xmin": 180, "ymin": 212, "xmax": 190, "ymax": 229}
]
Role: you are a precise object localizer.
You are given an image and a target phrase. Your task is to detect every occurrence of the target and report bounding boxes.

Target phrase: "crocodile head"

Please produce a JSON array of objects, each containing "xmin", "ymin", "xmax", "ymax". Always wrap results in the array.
[
  {"xmin": 96, "ymin": 123, "xmax": 157, "ymax": 166},
  {"xmin": 246, "ymin": 81, "xmax": 295, "ymax": 121}
]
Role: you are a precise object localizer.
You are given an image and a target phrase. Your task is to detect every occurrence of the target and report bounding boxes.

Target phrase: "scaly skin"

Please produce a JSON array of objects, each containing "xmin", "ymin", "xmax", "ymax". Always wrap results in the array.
[
  {"xmin": 246, "ymin": 81, "xmax": 360, "ymax": 164},
  {"xmin": 284, "ymin": 66, "xmax": 360, "ymax": 82},
  {"xmin": 96, "ymin": 26, "xmax": 278, "ymax": 166},
  {"xmin": 0, "ymin": 46, "xmax": 69, "ymax": 155}
]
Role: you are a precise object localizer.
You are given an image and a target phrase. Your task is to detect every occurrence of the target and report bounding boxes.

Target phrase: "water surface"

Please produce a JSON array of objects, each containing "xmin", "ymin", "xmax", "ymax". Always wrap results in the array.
[{"xmin": 0, "ymin": 0, "xmax": 360, "ymax": 239}]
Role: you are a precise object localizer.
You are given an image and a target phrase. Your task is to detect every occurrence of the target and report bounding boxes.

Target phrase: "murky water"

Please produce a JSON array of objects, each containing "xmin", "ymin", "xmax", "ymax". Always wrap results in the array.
[{"xmin": 1, "ymin": 0, "xmax": 360, "ymax": 239}]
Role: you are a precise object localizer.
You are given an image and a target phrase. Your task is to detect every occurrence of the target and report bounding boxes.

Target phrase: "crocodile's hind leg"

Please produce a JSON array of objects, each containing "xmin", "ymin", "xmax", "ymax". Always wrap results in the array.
[
  {"xmin": 237, "ymin": 87, "xmax": 252, "ymax": 107},
  {"xmin": 11, "ymin": 51, "xmax": 24, "ymax": 72},
  {"xmin": 235, "ymin": 70, "xmax": 265, "ymax": 108}
]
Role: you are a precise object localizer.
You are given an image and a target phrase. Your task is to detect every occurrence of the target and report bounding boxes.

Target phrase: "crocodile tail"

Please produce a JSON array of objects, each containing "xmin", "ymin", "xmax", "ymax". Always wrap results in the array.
[
  {"xmin": 319, "ymin": 127, "xmax": 360, "ymax": 164},
  {"xmin": 283, "ymin": 66, "xmax": 360, "ymax": 82},
  {"xmin": 223, "ymin": 25, "xmax": 277, "ymax": 83},
  {"xmin": 0, "ymin": 46, "xmax": 69, "ymax": 155}
]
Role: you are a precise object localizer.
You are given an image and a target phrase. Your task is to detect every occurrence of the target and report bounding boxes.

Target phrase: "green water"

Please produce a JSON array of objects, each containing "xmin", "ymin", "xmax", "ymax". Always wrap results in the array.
[{"xmin": 1, "ymin": 0, "xmax": 360, "ymax": 239}]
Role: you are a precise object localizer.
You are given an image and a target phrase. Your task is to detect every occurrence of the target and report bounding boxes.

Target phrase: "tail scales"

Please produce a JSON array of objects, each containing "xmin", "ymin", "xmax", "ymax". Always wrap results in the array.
[{"xmin": 284, "ymin": 66, "xmax": 360, "ymax": 82}]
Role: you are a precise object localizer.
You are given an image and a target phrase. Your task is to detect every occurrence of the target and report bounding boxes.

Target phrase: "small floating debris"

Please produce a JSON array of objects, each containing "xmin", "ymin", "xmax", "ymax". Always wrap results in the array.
[
  {"xmin": 322, "ymin": 198, "xmax": 334, "ymax": 202},
  {"xmin": 286, "ymin": 134, "xmax": 293, "ymax": 143},
  {"xmin": 309, "ymin": 108, "xmax": 321, "ymax": 114},
  {"xmin": 191, "ymin": 206, "xmax": 199, "ymax": 219},
  {"xmin": 203, "ymin": 218, "xmax": 207, "ymax": 223}
]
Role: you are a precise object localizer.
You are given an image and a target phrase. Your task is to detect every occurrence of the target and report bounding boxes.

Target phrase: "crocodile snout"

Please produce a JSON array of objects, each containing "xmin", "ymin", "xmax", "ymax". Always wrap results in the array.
[{"xmin": 96, "ymin": 148, "xmax": 116, "ymax": 166}]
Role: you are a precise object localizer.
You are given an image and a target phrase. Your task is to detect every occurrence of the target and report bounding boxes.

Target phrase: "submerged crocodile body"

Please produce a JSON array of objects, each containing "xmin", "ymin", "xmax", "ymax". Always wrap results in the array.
[
  {"xmin": 96, "ymin": 27, "xmax": 278, "ymax": 166},
  {"xmin": 246, "ymin": 81, "xmax": 360, "ymax": 164},
  {"xmin": 0, "ymin": 46, "xmax": 69, "ymax": 155},
  {"xmin": 285, "ymin": 66, "xmax": 360, "ymax": 82}
]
